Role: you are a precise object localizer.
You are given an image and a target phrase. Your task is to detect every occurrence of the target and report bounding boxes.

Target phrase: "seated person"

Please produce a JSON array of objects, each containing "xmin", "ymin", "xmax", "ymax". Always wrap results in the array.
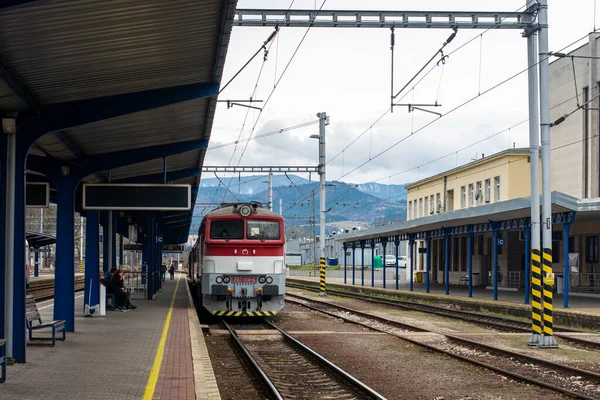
[
  {"xmin": 110, "ymin": 269, "xmax": 137, "ymax": 311},
  {"xmin": 103, "ymin": 267, "xmax": 117, "ymax": 289}
]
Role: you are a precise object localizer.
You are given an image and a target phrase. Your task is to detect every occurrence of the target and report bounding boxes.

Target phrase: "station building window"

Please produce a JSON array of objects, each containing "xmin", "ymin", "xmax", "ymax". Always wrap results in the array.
[
  {"xmin": 485, "ymin": 179, "xmax": 491, "ymax": 203},
  {"xmin": 461, "ymin": 186, "xmax": 466, "ymax": 209},
  {"xmin": 408, "ymin": 201, "xmax": 412, "ymax": 220},
  {"xmin": 586, "ymin": 236, "xmax": 599, "ymax": 263},
  {"xmin": 424, "ymin": 197, "xmax": 429, "ymax": 216},
  {"xmin": 430, "ymin": 195, "xmax": 434, "ymax": 214},
  {"xmin": 494, "ymin": 176, "xmax": 500, "ymax": 202},
  {"xmin": 436, "ymin": 192, "xmax": 441, "ymax": 212},
  {"xmin": 468, "ymin": 184, "xmax": 474, "ymax": 207},
  {"xmin": 419, "ymin": 198, "xmax": 423, "ymax": 218},
  {"xmin": 476, "ymin": 181, "xmax": 482, "ymax": 205}
]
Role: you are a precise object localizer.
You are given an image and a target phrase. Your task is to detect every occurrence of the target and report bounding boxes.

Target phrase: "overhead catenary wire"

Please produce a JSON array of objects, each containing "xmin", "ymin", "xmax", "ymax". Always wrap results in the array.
[
  {"xmin": 327, "ymin": 4, "xmax": 530, "ymax": 166},
  {"xmin": 334, "ymin": 29, "xmax": 600, "ymax": 183},
  {"xmin": 209, "ymin": 120, "xmax": 319, "ymax": 150}
]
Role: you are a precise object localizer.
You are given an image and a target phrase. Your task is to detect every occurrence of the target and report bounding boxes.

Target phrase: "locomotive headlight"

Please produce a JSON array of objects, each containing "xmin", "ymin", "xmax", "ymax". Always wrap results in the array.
[
  {"xmin": 239, "ymin": 205, "xmax": 252, "ymax": 217},
  {"xmin": 216, "ymin": 276, "xmax": 223, "ymax": 284},
  {"xmin": 223, "ymin": 275, "xmax": 230, "ymax": 283},
  {"xmin": 258, "ymin": 276, "xmax": 266, "ymax": 284},
  {"xmin": 265, "ymin": 276, "xmax": 273, "ymax": 284}
]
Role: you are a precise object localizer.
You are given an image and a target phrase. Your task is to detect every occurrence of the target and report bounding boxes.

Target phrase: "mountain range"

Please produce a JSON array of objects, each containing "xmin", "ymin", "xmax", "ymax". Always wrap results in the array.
[{"xmin": 192, "ymin": 174, "xmax": 407, "ymax": 235}]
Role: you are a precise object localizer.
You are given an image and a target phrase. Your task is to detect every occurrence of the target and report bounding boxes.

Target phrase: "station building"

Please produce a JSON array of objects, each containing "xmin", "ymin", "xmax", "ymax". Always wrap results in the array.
[{"xmin": 337, "ymin": 34, "xmax": 600, "ymax": 299}]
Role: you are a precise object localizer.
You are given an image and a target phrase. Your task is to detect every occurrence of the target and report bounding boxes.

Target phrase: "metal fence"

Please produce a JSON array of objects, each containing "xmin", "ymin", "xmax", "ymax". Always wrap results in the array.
[
  {"xmin": 569, "ymin": 273, "xmax": 600, "ymax": 294},
  {"xmin": 123, "ymin": 271, "xmax": 147, "ymax": 300},
  {"xmin": 502, "ymin": 271, "xmax": 522, "ymax": 289}
]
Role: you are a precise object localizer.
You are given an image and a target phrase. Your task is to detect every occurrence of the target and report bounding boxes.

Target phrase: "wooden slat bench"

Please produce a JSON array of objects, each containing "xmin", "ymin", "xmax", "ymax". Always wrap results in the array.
[
  {"xmin": 26, "ymin": 295, "xmax": 66, "ymax": 346},
  {"xmin": 0, "ymin": 338, "xmax": 5, "ymax": 382}
]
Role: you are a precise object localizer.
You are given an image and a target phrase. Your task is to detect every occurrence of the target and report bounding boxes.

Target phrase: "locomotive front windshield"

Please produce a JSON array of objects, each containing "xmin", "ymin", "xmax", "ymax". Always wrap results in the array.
[
  {"xmin": 210, "ymin": 220, "xmax": 244, "ymax": 239},
  {"xmin": 247, "ymin": 220, "xmax": 280, "ymax": 240}
]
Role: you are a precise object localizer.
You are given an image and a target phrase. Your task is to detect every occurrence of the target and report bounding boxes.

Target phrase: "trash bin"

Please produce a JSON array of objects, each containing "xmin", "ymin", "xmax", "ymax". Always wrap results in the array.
[
  {"xmin": 373, "ymin": 255, "xmax": 383, "ymax": 269},
  {"xmin": 415, "ymin": 271, "xmax": 423, "ymax": 283}
]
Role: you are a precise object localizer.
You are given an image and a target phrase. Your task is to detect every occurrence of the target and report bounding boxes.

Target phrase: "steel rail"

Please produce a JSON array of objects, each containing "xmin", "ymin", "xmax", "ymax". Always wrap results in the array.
[
  {"xmin": 286, "ymin": 293, "xmax": 597, "ymax": 400},
  {"xmin": 286, "ymin": 282, "xmax": 600, "ymax": 349},
  {"xmin": 286, "ymin": 294, "xmax": 600, "ymax": 400},
  {"xmin": 222, "ymin": 320, "xmax": 284, "ymax": 400},
  {"xmin": 265, "ymin": 320, "xmax": 388, "ymax": 400}
]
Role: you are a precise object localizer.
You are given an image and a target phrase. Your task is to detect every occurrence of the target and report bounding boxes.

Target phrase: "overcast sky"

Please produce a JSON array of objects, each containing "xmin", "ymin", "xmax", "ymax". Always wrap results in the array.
[{"xmin": 205, "ymin": 0, "xmax": 598, "ymax": 186}]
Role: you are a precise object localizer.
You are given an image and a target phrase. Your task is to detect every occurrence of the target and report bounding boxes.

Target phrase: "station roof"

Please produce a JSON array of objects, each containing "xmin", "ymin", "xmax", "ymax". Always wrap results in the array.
[
  {"xmin": 26, "ymin": 231, "xmax": 56, "ymax": 248},
  {"xmin": 1, "ymin": 1, "xmax": 237, "ymax": 243},
  {"xmin": 336, "ymin": 192, "xmax": 598, "ymax": 243}
]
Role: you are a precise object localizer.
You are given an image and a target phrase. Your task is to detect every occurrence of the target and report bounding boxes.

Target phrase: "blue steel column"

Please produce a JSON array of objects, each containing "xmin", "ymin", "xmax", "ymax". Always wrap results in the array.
[
  {"xmin": 119, "ymin": 234, "xmax": 124, "ymax": 268},
  {"xmin": 84, "ymin": 210, "xmax": 100, "ymax": 310},
  {"xmin": 110, "ymin": 213, "xmax": 117, "ymax": 270},
  {"xmin": 524, "ymin": 227, "xmax": 531, "ymax": 304},
  {"xmin": 145, "ymin": 221, "xmax": 154, "ymax": 300},
  {"xmin": 493, "ymin": 230, "xmax": 499, "ymax": 301},
  {"xmin": 351, "ymin": 243, "xmax": 356, "ymax": 285},
  {"xmin": 54, "ymin": 179, "xmax": 77, "ymax": 332},
  {"xmin": 467, "ymin": 231, "xmax": 473, "ymax": 298},
  {"xmin": 34, "ymin": 250, "xmax": 39, "ymax": 277},
  {"xmin": 360, "ymin": 240, "xmax": 365, "ymax": 286},
  {"xmin": 0, "ymin": 133, "xmax": 6, "ymax": 342},
  {"xmin": 409, "ymin": 237, "xmax": 415, "ymax": 291},
  {"xmin": 343, "ymin": 244, "xmax": 348, "ymax": 284},
  {"xmin": 370, "ymin": 239, "xmax": 375, "ymax": 287},
  {"xmin": 11, "ymin": 145, "xmax": 27, "ymax": 362},
  {"xmin": 102, "ymin": 213, "xmax": 109, "ymax": 274},
  {"xmin": 425, "ymin": 237, "xmax": 431, "ymax": 293},
  {"xmin": 443, "ymin": 231, "xmax": 450, "ymax": 295},
  {"xmin": 563, "ymin": 222, "xmax": 571, "ymax": 308},
  {"xmin": 381, "ymin": 238, "xmax": 387, "ymax": 288},
  {"xmin": 394, "ymin": 237, "xmax": 400, "ymax": 290}
]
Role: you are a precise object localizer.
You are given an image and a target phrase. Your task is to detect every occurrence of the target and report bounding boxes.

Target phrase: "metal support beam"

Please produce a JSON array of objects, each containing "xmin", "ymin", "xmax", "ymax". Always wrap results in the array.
[
  {"xmin": 409, "ymin": 237, "xmax": 415, "ymax": 291},
  {"xmin": 467, "ymin": 231, "xmax": 473, "ymax": 298},
  {"xmin": 370, "ymin": 239, "xmax": 375, "ymax": 287},
  {"xmin": 394, "ymin": 237, "xmax": 400, "ymax": 290},
  {"xmin": 360, "ymin": 240, "xmax": 365, "ymax": 286},
  {"xmin": 202, "ymin": 165, "xmax": 318, "ymax": 173},
  {"xmin": 425, "ymin": 237, "xmax": 431, "ymax": 293},
  {"xmin": 563, "ymin": 222, "xmax": 572, "ymax": 309},
  {"xmin": 351, "ymin": 243, "xmax": 356, "ymax": 285},
  {"xmin": 492, "ymin": 229, "xmax": 499, "ymax": 301},
  {"xmin": 343, "ymin": 244, "xmax": 347, "ymax": 284},
  {"xmin": 0, "ymin": 57, "xmax": 38, "ymax": 110},
  {"xmin": 381, "ymin": 238, "xmax": 387, "ymax": 289},
  {"xmin": 234, "ymin": 9, "xmax": 536, "ymax": 29},
  {"xmin": 444, "ymin": 232, "xmax": 450, "ymax": 295},
  {"xmin": 524, "ymin": 226, "xmax": 531, "ymax": 304},
  {"xmin": 18, "ymin": 82, "xmax": 219, "ymax": 143},
  {"xmin": 84, "ymin": 210, "xmax": 100, "ymax": 314}
]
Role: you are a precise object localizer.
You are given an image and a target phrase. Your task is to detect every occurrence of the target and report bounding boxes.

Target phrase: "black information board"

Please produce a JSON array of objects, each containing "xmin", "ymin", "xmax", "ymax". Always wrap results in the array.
[
  {"xmin": 83, "ymin": 184, "xmax": 190, "ymax": 211},
  {"xmin": 162, "ymin": 244, "xmax": 185, "ymax": 253},
  {"xmin": 124, "ymin": 244, "xmax": 144, "ymax": 251},
  {"xmin": 26, "ymin": 183, "xmax": 49, "ymax": 207}
]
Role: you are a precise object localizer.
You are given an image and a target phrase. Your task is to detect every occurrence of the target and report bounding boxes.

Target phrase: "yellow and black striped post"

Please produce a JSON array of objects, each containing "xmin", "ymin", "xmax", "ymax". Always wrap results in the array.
[
  {"xmin": 528, "ymin": 249, "xmax": 543, "ymax": 346},
  {"xmin": 79, "ymin": 260, "xmax": 83, "ymax": 273},
  {"xmin": 308, "ymin": 262, "xmax": 312, "ymax": 277},
  {"xmin": 539, "ymin": 247, "xmax": 558, "ymax": 348},
  {"xmin": 319, "ymin": 257, "xmax": 327, "ymax": 296}
]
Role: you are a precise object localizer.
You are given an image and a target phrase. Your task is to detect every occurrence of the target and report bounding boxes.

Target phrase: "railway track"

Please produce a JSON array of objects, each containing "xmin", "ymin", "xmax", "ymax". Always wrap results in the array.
[
  {"xmin": 223, "ymin": 320, "xmax": 386, "ymax": 400},
  {"xmin": 286, "ymin": 282, "xmax": 600, "ymax": 350},
  {"xmin": 286, "ymin": 292, "xmax": 600, "ymax": 400},
  {"xmin": 28, "ymin": 279, "xmax": 85, "ymax": 301}
]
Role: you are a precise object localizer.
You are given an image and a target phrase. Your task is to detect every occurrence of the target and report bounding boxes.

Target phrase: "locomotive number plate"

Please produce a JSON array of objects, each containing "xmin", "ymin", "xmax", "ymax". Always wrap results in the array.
[{"xmin": 231, "ymin": 276, "xmax": 257, "ymax": 284}]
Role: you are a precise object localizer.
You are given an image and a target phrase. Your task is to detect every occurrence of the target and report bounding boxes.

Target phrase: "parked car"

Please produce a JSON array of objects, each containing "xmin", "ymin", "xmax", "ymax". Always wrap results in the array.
[{"xmin": 384, "ymin": 255, "xmax": 407, "ymax": 267}]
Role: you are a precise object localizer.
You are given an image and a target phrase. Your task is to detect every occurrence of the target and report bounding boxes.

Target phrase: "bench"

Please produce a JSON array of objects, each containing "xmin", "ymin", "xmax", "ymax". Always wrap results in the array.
[
  {"xmin": 0, "ymin": 339, "xmax": 5, "ymax": 382},
  {"xmin": 26, "ymin": 295, "xmax": 66, "ymax": 346},
  {"xmin": 106, "ymin": 293, "xmax": 116, "ymax": 310}
]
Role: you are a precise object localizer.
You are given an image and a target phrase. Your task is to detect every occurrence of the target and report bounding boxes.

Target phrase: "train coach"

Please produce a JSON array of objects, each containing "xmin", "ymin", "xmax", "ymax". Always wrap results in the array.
[{"xmin": 189, "ymin": 202, "xmax": 285, "ymax": 317}]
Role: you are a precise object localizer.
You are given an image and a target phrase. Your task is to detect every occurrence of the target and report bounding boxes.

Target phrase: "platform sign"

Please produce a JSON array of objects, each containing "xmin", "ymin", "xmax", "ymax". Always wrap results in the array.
[
  {"xmin": 124, "ymin": 244, "xmax": 143, "ymax": 252},
  {"xmin": 26, "ymin": 182, "xmax": 50, "ymax": 208},
  {"xmin": 156, "ymin": 236, "xmax": 164, "ymax": 244},
  {"xmin": 99, "ymin": 236, "xmax": 103, "ymax": 243},
  {"xmin": 161, "ymin": 244, "xmax": 184, "ymax": 253},
  {"xmin": 82, "ymin": 184, "xmax": 191, "ymax": 211},
  {"xmin": 498, "ymin": 238, "xmax": 505, "ymax": 246}
]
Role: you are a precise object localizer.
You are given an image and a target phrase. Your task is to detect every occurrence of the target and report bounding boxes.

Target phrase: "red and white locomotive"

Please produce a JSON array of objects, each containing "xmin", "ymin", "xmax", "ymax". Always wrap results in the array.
[{"xmin": 189, "ymin": 202, "xmax": 285, "ymax": 317}]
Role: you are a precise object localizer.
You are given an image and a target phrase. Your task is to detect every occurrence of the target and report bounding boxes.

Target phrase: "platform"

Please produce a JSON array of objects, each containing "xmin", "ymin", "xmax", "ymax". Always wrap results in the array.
[
  {"xmin": 1, "ymin": 273, "xmax": 220, "ymax": 400},
  {"xmin": 289, "ymin": 276, "xmax": 600, "ymax": 329}
]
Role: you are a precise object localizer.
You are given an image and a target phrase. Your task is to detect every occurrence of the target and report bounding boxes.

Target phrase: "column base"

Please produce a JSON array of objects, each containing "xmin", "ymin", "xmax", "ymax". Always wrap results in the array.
[
  {"xmin": 527, "ymin": 333, "xmax": 543, "ymax": 346},
  {"xmin": 538, "ymin": 335, "xmax": 559, "ymax": 348}
]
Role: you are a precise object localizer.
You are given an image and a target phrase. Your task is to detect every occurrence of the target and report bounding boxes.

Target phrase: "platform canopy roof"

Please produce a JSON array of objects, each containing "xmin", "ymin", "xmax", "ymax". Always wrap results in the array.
[
  {"xmin": 26, "ymin": 230, "xmax": 56, "ymax": 248},
  {"xmin": 1, "ymin": 0, "xmax": 237, "ymax": 244},
  {"xmin": 336, "ymin": 192, "xmax": 600, "ymax": 243}
]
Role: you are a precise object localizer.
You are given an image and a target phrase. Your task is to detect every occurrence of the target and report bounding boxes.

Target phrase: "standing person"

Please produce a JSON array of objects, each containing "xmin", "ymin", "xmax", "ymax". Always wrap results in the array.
[
  {"xmin": 169, "ymin": 264, "xmax": 175, "ymax": 280},
  {"xmin": 161, "ymin": 264, "xmax": 167, "ymax": 282}
]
